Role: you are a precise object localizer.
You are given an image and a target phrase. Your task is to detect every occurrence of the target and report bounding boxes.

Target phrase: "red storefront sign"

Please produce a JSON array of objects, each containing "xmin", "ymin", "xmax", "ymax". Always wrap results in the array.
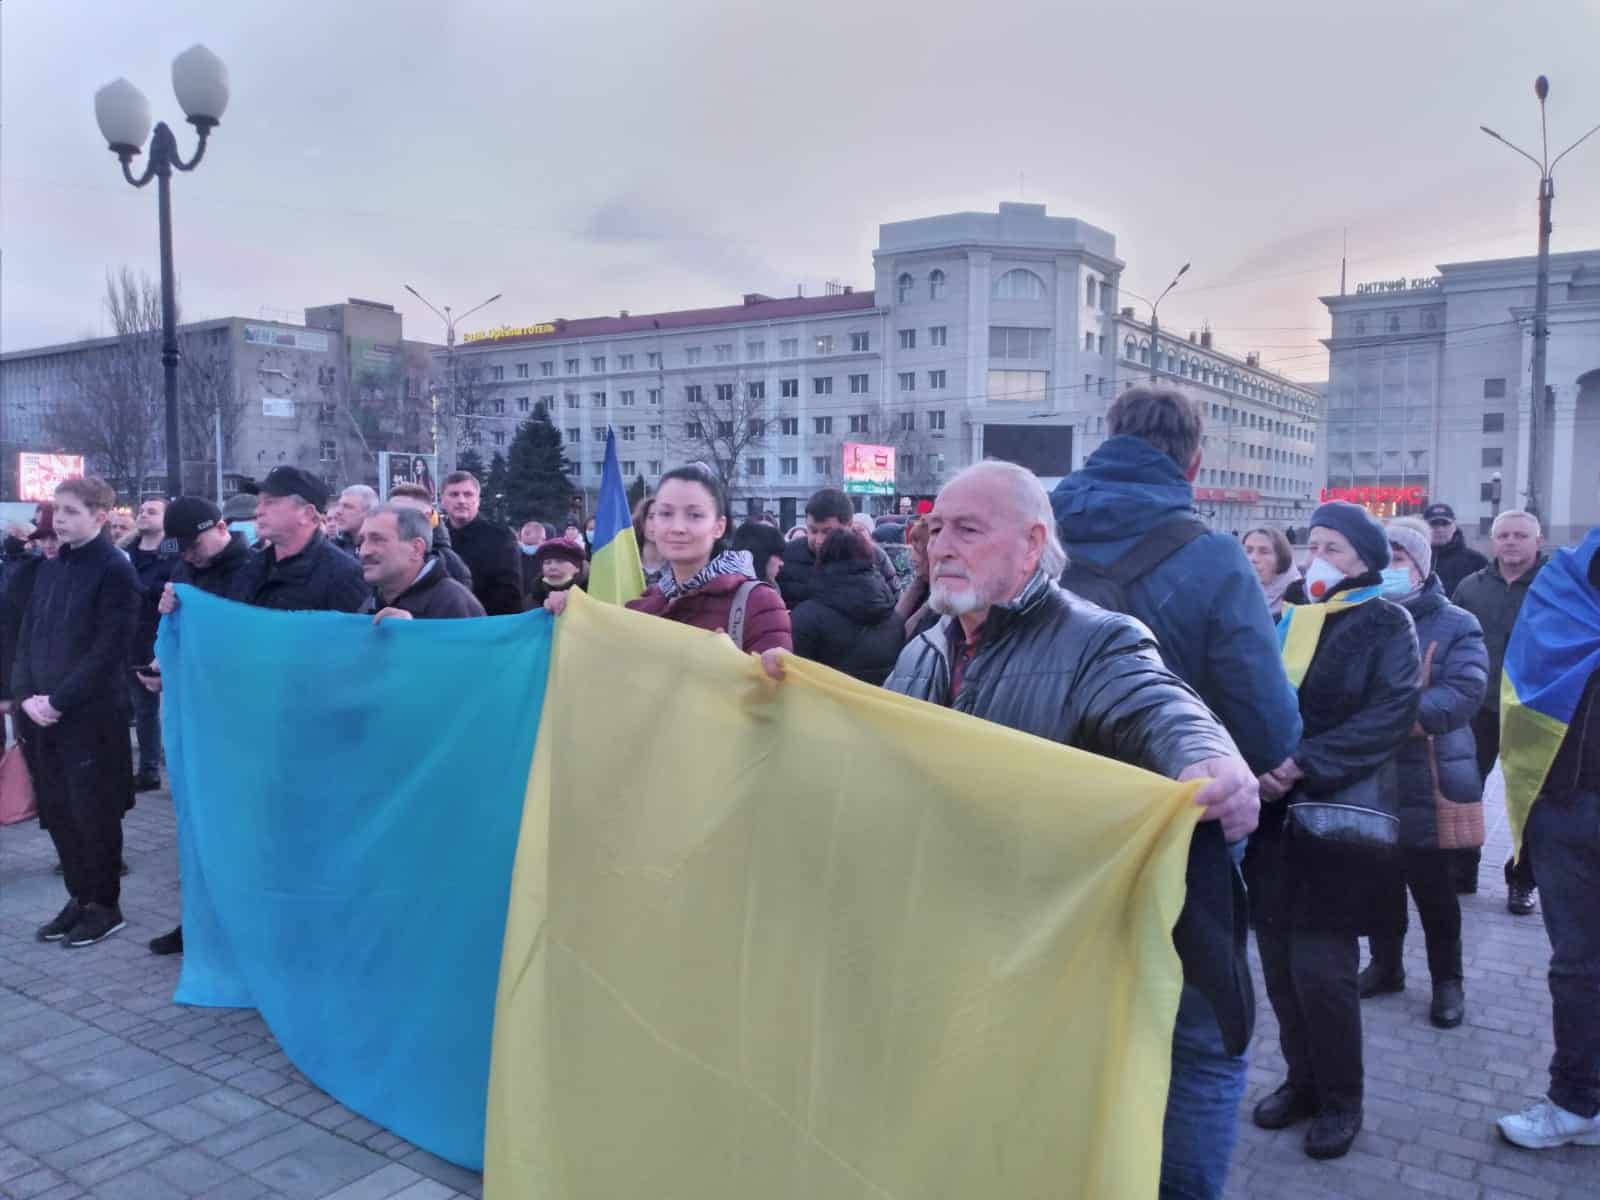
[
  {"xmin": 1194, "ymin": 487, "xmax": 1261, "ymax": 503},
  {"xmin": 1319, "ymin": 485, "xmax": 1426, "ymax": 506}
]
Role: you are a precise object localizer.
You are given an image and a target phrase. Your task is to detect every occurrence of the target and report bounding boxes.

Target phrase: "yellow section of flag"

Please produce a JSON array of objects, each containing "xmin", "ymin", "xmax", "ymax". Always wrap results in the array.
[{"xmin": 485, "ymin": 590, "xmax": 1198, "ymax": 1200}]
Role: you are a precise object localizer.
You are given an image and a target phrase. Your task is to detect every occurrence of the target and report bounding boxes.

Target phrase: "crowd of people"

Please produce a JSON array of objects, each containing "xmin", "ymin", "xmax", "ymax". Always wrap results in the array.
[{"xmin": 1, "ymin": 382, "xmax": 1595, "ymax": 1198}]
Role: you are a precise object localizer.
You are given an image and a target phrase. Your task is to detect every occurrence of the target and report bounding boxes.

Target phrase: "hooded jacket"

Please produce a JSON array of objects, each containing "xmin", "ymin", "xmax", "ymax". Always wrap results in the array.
[
  {"xmin": 169, "ymin": 531, "xmax": 256, "ymax": 601},
  {"xmin": 1394, "ymin": 575, "xmax": 1489, "ymax": 847},
  {"xmin": 1052, "ymin": 435, "xmax": 1302, "ymax": 775},
  {"xmin": 378, "ymin": 557, "xmax": 487, "ymax": 619},
  {"xmin": 1433, "ymin": 527, "xmax": 1489, "ymax": 599},
  {"xmin": 776, "ymin": 535, "xmax": 902, "ymax": 608},
  {"xmin": 884, "ymin": 569, "xmax": 1253, "ymax": 1054},
  {"xmin": 791, "ymin": 558, "xmax": 904, "ymax": 684}
]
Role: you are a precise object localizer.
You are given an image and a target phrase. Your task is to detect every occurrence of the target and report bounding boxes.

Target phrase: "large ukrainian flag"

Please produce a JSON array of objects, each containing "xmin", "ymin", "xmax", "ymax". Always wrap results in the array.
[
  {"xmin": 161, "ymin": 588, "xmax": 1203, "ymax": 1197},
  {"xmin": 1500, "ymin": 527, "xmax": 1600, "ymax": 851},
  {"xmin": 585, "ymin": 427, "xmax": 646, "ymax": 605}
]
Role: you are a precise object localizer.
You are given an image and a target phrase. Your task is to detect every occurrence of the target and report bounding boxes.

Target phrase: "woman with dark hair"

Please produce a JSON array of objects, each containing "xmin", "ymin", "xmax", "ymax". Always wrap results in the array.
[
  {"xmin": 1244, "ymin": 526, "xmax": 1301, "ymax": 619},
  {"xmin": 413, "ymin": 456, "xmax": 435, "ymax": 500},
  {"xmin": 547, "ymin": 464, "xmax": 790, "ymax": 654},
  {"xmin": 631, "ymin": 495, "xmax": 666, "ymax": 586},
  {"xmin": 790, "ymin": 528, "xmax": 904, "ymax": 684}
]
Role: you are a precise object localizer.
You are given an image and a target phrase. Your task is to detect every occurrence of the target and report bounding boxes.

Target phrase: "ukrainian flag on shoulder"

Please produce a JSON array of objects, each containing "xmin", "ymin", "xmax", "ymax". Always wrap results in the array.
[{"xmin": 1500, "ymin": 527, "xmax": 1600, "ymax": 851}]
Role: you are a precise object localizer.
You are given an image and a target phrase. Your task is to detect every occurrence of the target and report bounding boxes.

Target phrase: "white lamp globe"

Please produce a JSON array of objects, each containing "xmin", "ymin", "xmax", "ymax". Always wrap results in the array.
[
  {"xmin": 172, "ymin": 44, "xmax": 229, "ymax": 125},
  {"xmin": 94, "ymin": 78, "xmax": 153, "ymax": 152}
]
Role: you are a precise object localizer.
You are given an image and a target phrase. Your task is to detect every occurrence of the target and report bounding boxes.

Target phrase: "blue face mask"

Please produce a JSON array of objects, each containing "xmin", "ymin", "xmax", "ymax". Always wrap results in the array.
[
  {"xmin": 1380, "ymin": 567, "xmax": 1413, "ymax": 596},
  {"xmin": 518, "ymin": 543, "xmax": 540, "ymax": 557}
]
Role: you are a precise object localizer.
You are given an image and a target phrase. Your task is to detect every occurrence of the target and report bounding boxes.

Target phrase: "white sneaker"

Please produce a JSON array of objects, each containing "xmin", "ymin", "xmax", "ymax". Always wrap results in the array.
[{"xmin": 1497, "ymin": 1098, "xmax": 1600, "ymax": 1149}]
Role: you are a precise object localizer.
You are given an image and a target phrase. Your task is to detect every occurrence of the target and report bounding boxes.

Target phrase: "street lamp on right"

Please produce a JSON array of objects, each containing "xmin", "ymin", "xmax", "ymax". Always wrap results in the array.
[{"xmin": 1480, "ymin": 75, "xmax": 1600, "ymax": 518}]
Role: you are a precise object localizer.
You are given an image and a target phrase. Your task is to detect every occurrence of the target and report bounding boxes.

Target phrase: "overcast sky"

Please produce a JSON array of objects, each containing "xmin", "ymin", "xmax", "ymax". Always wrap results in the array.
[{"xmin": 6, "ymin": 0, "xmax": 1600, "ymax": 381}]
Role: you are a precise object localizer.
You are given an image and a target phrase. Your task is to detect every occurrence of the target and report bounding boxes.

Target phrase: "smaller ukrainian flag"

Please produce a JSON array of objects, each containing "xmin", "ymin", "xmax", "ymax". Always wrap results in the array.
[
  {"xmin": 586, "ymin": 428, "xmax": 646, "ymax": 605},
  {"xmin": 1500, "ymin": 527, "xmax": 1600, "ymax": 851}
]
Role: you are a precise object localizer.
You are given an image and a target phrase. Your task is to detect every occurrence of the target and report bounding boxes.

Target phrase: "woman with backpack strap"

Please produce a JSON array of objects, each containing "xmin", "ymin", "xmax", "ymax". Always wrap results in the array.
[
  {"xmin": 1358, "ymin": 518, "xmax": 1488, "ymax": 1028},
  {"xmin": 544, "ymin": 463, "xmax": 791, "ymax": 655}
]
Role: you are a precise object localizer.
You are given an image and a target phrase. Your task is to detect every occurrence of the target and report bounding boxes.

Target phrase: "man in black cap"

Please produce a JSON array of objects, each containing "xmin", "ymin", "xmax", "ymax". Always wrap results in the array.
[
  {"xmin": 1425, "ymin": 504, "xmax": 1489, "ymax": 599},
  {"xmin": 232, "ymin": 466, "xmax": 367, "ymax": 612}
]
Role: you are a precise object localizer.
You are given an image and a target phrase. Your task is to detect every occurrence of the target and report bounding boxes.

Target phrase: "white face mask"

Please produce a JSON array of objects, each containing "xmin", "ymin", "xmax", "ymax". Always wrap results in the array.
[{"xmin": 1303, "ymin": 555, "xmax": 1348, "ymax": 602}]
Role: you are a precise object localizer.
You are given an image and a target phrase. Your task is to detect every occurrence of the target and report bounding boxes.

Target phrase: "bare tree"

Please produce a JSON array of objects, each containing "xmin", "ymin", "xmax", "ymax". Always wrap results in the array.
[
  {"xmin": 178, "ymin": 331, "xmax": 247, "ymax": 496},
  {"xmin": 871, "ymin": 411, "xmax": 947, "ymax": 503},
  {"xmin": 667, "ymin": 373, "xmax": 776, "ymax": 501},
  {"xmin": 46, "ymin": 268, "xmax": 166, "ymax": 498},
  {"xmin": 431, "ymin": 356, "xmax": 495, "ymax": 470}
]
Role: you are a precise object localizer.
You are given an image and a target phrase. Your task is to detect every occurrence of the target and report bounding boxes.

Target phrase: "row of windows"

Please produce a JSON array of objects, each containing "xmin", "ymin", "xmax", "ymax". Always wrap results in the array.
[
  {"xmin": 1350, "ymin": 310, "xmax": 1441, "ymax": 336},
  {"xmin": 678, "ymin": 410, "xmax": 950, "ymax": 439},
  {"xmin": 1123, "ymin": 340, "xmax": 1315, "ymax": 411},
  {"xmin": 894, "ymin": 267, "xmax": 1069, "ymax": 304},
  {"xmin": 742, "ymin": 453, "xmax": 947, "ymax": 480}
]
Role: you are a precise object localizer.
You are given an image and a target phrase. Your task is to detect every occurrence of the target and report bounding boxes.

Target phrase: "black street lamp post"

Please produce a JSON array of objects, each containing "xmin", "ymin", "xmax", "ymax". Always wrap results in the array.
[{"xmin": 94, "ymin": 45, "xmax": 230, "ymax": 500}]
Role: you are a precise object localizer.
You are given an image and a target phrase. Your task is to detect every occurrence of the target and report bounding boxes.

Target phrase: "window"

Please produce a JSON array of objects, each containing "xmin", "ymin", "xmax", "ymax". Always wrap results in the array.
[
  {"xmin": 518, "ymin": 396, "xmax": 532, "ymax": 413},
  {"xmin": 541, "ymin": 361, "xmax": 555, "ymax": 377},
  {"xmin": 899, "ymin": 412, "xmax": 915, "ymax": 432},
  {"xmin": 929, "ymin": 269, "xmax": 946, "ymax": 301},
  {"xmin": 716, "ymin": 383, "xmax": 735, "ymax": 403},
  {"xmin": 686, "ymin": 384, "xmax": 704, "ymax": 404},
  {"xmin": 620, "ymin": 425, "xmax": 636, "ymax": 441},
  {"xmin": 989, "ymin": 326, "xmax": 1051, "ymax": 358},
  {"xmin": 849, "ymin": 373, "xmax": 870, "ymax": 394},
  {"xmin": 1097, "ymin": 335, "xmax": 1105, "ymax": 355},
  {"xmin": 897, "ymin": 273, "xmax": 914, "ymax": 303},
  {"xmin": 493, "ymin": 397, "xmax": 506, "ymax": 415},
  {"xmin": 1387, "ymin": 314, "xmax": 1401, "ymax": 332},
  {"xmin": 902, "ymin": 454, "xmax": 915, "ymax": 475},
  {"xmin": 929, "ymin": 409, "xmax": 946, "ymax": 430},
  {"xmin": 813, "ymin": 456, "xmax": 832, "ymax": 477},
  {"xmin": 781, "ymin": 457, "xmax": 799, "ymax": 476},
  {"xmin": 1483, "ymin": 412, "xmax": 1506, "ymax": 433},
  {"xmin": 591, "ymin": 356, "xmax": 606, "ymax": 372},
  {"xmin": 929, "ymin": 325, "xmax": 947, "ymax": 347},
  {"xmin": 319, "ymin": 439, "xmax": 337, "ymax": 462},
  {"xmin": 649, "ymin": 424, "xmax": 662, "ymax": 440},
  {"xmin": 1084, "ymin": 332, "xmax": 1095, "ymax": 352},
  {"xmin": 686, "ymin": 421, "xmax": 703, "ymax": 439},
  {"xmin": 646, "ymin": 352, "xmax": 662, "ymax": 368},
  {"xmin": 1483, "ymin": 378, "xmax": 1507, "ymax": 399},
  {"xmin": 716, "ymin": 420, "xmax": 734, "ymax": 437},
  {"xmin": 748, "ymin": 418, "xmax": 764, "ymax": 436},
  {"xmin": 619, "ymin": 389, "xmax": 635, "ymax": 406},
  {"xmin": 929, "ymin": 369, "xmax": 946, "ymax": 389},
  {"xmin": 849, "ymin": 414, "xmax": 869, "ymax": 433},
  {"xmin": 592, "ymin": 461, "xmax": 604, "ymax": 477},
  {"xmin": 491, "ymin": 365, "xmax": 505, "ymax": 381},
  {"xmin": 774, "ymin": 377, "xmax": 797, "ymax": 399},
  {"xmin": 592, "ymin": 426, "xmax": 606, "ymax": 442},
  {"xmin": 591, "ymin": 391, "xmax": 607, "ymax": 408},
  {"xmin": 992, "ymin": 268, "xmax": 1047, "ymax": 299},
  {"xmin": 780, "ymin": 338, "xmax": 799, "ymax": 358},
  {"xmin": 516, "ymin": 362, "xmax": 530, "ymax": 378},
  {"xmin": 780, "ymin": 417, "xmax": 799, "ymax": 436},
  {"xmin": 1481, "ymin": 446, "xmax": 1503, "ymax": 468},
  {"xmin": 850, "ymin": 331, "xmax": 870, "ymax": 352},
  {"xmin": 618, "ymin": 354, "xmax": 634, "ymax": 370},
  {"xmin": 814, "ymin": 416, "xmax": 833, "ymax": 434},
  {"xmin": 899, "ymin": 371, "xmax": 916, "ymax": 391},
  {"xmin": 748, "ymin": 381, "xmax": 766, "ymax": 400},
  {"xmin": 714, "ymin": 343, "xmax": 733, "ymax": 362},
  {"xmin": 565, "ymin": 358, "xmax": 580, "ymax": 375},
  {"xmin": 1086, "ymin": 277, "xmax": 1098, "ymax": 307},
  {"xmin": 621, "ymin": 460, "xmax": 637, "ymax": 475},
  {"xmin": 565, "ymin": 392, "xmax": 580, "ymax": 408},
  {"xmin": 1423, "ymin": 312, "xmax": 1439, "ymax": 331},
  {"xmin": 647, "ymin": 387, "xmax": 661, "ymax": 405},
  {"xmin": 493, "ymin": 431, "xmax": 507, "ymax": 447},
  {"xmin": 1125, "ymin": 336, "xmax": 1138, "ymax": 359},
  {"xmin": 648, "ymin": 459, "xmax": 663, "ymax": 475},
  {"xmin": 1480, "ymin": 480, "xmax": 1498, "ymax": 502},
  {"xmin": 1353, "ymin": 319, "xmax": 1366, "ymax": 336},
  {"xmin": 746, "ymin": 340, "xmax": 766, "ymax": 360},
  {"xmin": 814, "ymin": 376, "xmax": 834, "ymax": 395},
  {"xmin": 900, "ymin": 329, "xmax": 917, "ymax": 350},
  {"xmin": 815, "ymin": 335, "xmax": 834, "ymax": 355},
  {"xmin": 565, "ymin": 427, "xmax": 581, "ymax": 443}
]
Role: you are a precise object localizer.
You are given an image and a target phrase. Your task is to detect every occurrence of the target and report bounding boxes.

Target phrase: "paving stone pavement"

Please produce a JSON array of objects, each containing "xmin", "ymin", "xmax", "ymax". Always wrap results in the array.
[{"xmin": 1, "ymin": 766, "xmax": 1592, "ymax": 1198}]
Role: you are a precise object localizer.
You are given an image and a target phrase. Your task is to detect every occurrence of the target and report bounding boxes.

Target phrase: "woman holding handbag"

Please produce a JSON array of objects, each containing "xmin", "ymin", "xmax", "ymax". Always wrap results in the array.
[
  {"xmin": 1247, "ymin": 500, "xmax": 1422, "ymax": 1161},
  {"xmin": 1359, "ymin": 519, "xmax": 1489, "ymax": 1027}
]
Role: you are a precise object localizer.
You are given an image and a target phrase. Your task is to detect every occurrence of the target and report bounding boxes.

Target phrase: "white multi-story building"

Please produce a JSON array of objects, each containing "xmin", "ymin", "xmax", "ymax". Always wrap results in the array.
[
  {"xmin": 449, "ymin": 202, "xmax": 1323, "ymax": 529},
  {"xmin": 1321, "ymin": 251, "xmax": 1600, "ymax": 547}
]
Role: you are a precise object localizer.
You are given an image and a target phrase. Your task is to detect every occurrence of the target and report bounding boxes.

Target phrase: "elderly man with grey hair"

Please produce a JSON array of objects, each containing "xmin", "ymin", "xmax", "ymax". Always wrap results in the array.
[
  {"xmin": 330, "ymin": 484, "xmax": 380, "ymax": 557},
  {"xmin": 360, "ymin": 504, "xmax": 485, "ymax": 622},
  {"xmin": 883, "ymin": 459, "xmax": 1260, "ymax": 1197}
]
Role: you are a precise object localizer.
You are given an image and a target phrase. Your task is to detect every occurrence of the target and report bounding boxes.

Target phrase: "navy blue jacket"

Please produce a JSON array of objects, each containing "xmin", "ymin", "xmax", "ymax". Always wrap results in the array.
[{"xmin": 1052, "ymin": 435, "xmax": 1302, "ymax": 775}]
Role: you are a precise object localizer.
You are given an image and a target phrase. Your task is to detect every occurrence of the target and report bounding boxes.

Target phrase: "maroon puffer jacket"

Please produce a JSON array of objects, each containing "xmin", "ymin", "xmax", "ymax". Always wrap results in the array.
[{"xmin": 627, "ymin": 572, "xmax": 792, "ymax": 653}]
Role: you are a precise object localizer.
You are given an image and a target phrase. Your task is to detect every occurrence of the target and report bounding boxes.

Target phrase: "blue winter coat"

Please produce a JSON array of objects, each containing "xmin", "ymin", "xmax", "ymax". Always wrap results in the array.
[
  {"xmin": 1396, "ymin": 575, "xmax": 1489, "ymax": 848},
  {"xmin": 1052, "ymin": 435, "xmax": 1302, "ymax": 775}
]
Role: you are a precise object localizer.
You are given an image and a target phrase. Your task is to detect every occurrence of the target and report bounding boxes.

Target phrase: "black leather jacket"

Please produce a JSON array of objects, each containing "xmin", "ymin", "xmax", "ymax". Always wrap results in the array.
[{"xmin": 885, "ymin": 570, "xmax": 1255, "ymax": 1053}]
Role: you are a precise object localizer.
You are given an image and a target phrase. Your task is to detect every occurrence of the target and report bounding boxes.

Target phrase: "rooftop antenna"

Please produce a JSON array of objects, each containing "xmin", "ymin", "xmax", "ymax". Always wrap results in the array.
[{"xmin": 1340, "ymin": 227, "xmax": 1348, "ymax": 296}]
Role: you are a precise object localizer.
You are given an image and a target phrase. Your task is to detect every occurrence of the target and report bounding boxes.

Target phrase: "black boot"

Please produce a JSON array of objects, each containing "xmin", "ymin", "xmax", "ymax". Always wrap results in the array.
[
  {"xmin": 148, "ymin": 926, "xmax": 184, "ymax": 956},
  {"xmin": 1358, "ymin": 936, "xmax": 1405, "ymax": 998},
  {"xmin": 1427, "ymin": 938, "xmax": 1465, "ymax": 1028},
  {"xmin": 1253, "ymin": 1081, "xmax": 1318, "ymax": 1130},
  {"xmin": 1305, "ymin": 1109, "xmax": 1362, "ymax": 1159}
]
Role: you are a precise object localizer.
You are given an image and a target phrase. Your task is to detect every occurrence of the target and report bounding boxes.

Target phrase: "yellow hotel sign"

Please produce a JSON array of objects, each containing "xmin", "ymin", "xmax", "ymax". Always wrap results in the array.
[{"xmin": 462, "ymin": 323, "xmax": 557, "ymax": 344}]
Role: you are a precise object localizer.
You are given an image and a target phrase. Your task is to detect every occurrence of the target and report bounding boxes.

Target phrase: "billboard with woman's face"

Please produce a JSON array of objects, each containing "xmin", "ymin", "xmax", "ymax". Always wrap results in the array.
[{"xmin": 379, "ymin": 451, "xmax": 439, "ymax": 500}]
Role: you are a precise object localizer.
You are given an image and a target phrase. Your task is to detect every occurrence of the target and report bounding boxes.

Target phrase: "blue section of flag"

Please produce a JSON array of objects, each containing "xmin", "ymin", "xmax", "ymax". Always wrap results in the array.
[
  {"xmin": 594, "ymin": 429, "xmax": 631, "ymax": 553},
  {"xmin": 157, "ymin": 589, "xmax": 553, "ymax": 1169},
  {"xmin": 1505, "ymin": 528, "xmax": 1600, "ymax": 731}
]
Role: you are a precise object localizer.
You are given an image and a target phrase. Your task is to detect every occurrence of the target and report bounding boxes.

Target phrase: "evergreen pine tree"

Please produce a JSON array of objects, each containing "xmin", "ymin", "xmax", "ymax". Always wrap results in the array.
[
  {"xmin": 627, "ymin": 474, "xmax": 649, "ymax": 510},
  {"xmin": 504, "ymin": 411, "xmax": 576, "ymax": 524},
  {"xmin": 482, "ymin": 451, "xmax": 510, "ymax": 527},
  {"xmin": 455, "ymin": 447, "xmax": 487, "ymax": 482}
]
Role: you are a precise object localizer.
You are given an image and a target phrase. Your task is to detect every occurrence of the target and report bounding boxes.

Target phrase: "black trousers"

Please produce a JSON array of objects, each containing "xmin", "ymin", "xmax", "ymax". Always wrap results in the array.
[
  {"xmin": 31, "ymin": 705, "xmax": 132, "ymax": 909},
  {"xmin": 1456, "ymin": 708, "xmax": 1536, "ymax": 890},
  {"xmin": 1370, "ymin": 849, "xmax": 1463, "ymax": 982},
  {"xmin": 1256, "ymin": 925, "xmax": 1364, "ymax": 1113}
]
